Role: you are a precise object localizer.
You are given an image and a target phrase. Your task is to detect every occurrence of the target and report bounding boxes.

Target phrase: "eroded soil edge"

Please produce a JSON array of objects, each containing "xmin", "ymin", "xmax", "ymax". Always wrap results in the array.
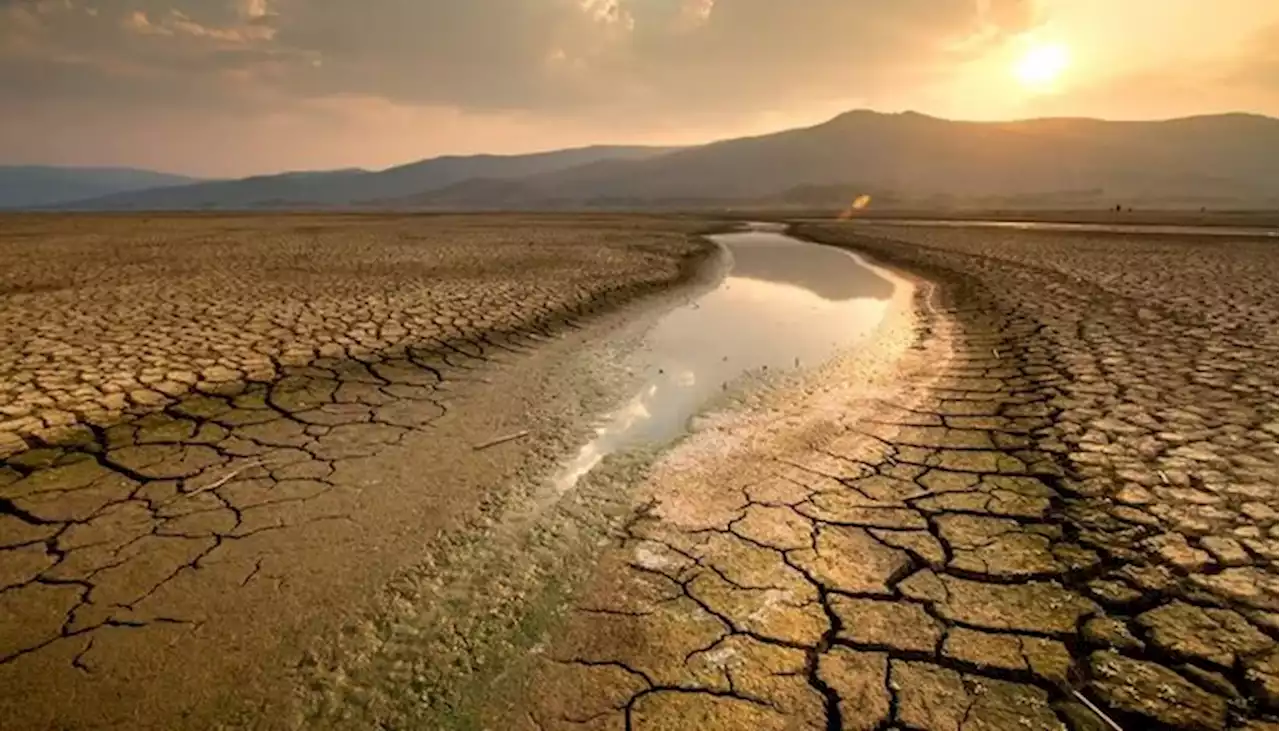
[
  {"xmin": 480, "ymin": 224, "xmax": 1277, "ymax": 731},
  {"xmin": 0, "ymin": 224, "xmax": 719, "ymax": 731}
]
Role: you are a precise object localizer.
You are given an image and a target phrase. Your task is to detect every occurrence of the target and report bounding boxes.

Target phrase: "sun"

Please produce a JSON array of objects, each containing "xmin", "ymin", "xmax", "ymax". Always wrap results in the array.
[{"xmin": 1014, "ymin": 43, "xmax": 1069, "ymax": 89}]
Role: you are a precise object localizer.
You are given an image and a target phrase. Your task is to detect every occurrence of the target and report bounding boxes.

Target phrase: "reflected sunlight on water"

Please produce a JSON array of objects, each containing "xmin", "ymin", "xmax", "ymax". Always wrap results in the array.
[{"xmin": 552, "ymin": 225, "xmax": 897, "ymax": 492}]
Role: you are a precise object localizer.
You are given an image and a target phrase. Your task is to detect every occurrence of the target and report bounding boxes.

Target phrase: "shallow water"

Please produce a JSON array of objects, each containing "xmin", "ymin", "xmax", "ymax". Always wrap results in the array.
[
  {"xmin": 853, "ymin": 217, "xmax": 1278, "ymax": 238},
  {"xmin": 553, "ymin": 223, "xmax": 896, "ymax": 490}
]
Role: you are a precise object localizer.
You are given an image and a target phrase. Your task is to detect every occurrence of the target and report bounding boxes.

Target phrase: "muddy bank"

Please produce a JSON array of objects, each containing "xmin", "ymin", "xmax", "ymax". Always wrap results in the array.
[
  {"xmin": 470, "ymin": 232, "xmax": 924, "ymax": 730},
  {"xmin": 461, "ymin": 221, "xmax": 1275, "ymax": 731},
  {"xmin": 291, "ymin": 224, "xmax": 912, "ymax": 729}
]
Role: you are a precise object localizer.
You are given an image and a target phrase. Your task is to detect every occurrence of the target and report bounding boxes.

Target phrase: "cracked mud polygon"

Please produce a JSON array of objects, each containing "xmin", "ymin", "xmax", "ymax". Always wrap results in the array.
[
  {"xmin": 492, "ymin": 222, "xmax": 1278, "ymax": 731},
  {"xmin": 0, "ymin": 213, "xmax": 712, "ymax": 729},
  {"xmin": 1, "ymin": 213, "xmax": 1276, "ymax": 731}
]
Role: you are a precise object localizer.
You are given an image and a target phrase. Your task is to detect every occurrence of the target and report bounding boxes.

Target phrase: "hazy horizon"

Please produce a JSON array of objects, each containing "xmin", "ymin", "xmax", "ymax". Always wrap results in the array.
[
  {"xmin": 9, "ymin": 108, "xmax": 1280, "ymax": 181},
  {"xmin": 3, "ymin": 0, "xmax": 1276, "ymax": 177}
]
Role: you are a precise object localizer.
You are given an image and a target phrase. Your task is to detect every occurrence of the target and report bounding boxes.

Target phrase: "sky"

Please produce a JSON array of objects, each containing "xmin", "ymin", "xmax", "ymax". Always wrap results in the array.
[{"xmin": 2, "ymin": 0, "xmax": 1276, "ymax": 177}]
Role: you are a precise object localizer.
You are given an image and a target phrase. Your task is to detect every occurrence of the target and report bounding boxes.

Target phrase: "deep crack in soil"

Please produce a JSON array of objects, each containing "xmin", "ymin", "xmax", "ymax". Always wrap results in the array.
[
  {"xmin": 485, "ymin": 222, "xmax": 1277, "ymax": 731},
  {"xmin": 2, "ymin": 216, "xmax": 1275, "ymax": 731},
  {"xmin": 0, "ymin": 212, "xmax": 723, "ymax": 730}
]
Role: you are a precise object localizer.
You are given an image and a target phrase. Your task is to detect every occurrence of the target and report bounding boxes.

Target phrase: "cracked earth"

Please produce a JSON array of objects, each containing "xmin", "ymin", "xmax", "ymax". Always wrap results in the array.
[
  {"xmin": 494, "ymin": 223, "xmax": 1278, "ymax": 731},
  {"xmin": 1, "ymin": 215, "xmax": 1275, "ymax": 731},
  {"xmin": 0, "ymin": 213, "xmax": 714, "ymax": 729},
  {"xmin": 0, "ymin": 213, "xmax": 709, "ymax": 455}
]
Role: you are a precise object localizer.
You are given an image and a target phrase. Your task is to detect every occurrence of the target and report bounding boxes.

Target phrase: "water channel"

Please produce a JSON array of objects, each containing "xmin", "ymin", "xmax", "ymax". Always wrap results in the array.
[{"xmin": 554, "ymin": 223, "xmax": 899, "ymax": 490}]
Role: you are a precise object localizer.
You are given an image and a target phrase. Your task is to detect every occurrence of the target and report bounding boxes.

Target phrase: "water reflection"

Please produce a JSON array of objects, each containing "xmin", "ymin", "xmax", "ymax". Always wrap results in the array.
[
  {"xmin": 728, "ymin": 231, "xmax": 896, "ymax": 301},
  {"xmin": 552, "ymin": 227, "xmax": 898, "ymax": 492}
]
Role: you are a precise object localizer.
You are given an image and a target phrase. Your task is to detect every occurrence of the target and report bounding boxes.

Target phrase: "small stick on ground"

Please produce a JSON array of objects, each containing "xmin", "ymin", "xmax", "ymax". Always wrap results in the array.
[
  {"xmin": 166, "ymin": 459, "xmax": 264, "ymax": 504},
  {"xmin": 474, "ymin": 430, "xmax": 531, "ymax": 451},
  {"xmin": 1072, "ymin": 690, "xmax": 1124, "ymax": 731}
]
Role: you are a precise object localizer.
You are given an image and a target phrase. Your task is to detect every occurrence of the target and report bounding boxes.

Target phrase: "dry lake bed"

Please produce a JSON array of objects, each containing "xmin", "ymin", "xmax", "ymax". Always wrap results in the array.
[{"xmin": 0, "ymin": 212, "xmax": 1276, "ymax": 731}]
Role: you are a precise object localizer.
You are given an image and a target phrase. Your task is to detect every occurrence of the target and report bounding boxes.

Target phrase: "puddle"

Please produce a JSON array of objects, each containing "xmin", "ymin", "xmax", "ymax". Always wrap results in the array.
[
  {"xmin": 851, "ymin": 218, "xmax": 1278, "ymax": 238},
  {"xmin": 553, "ymin": 223, "xmax": 896, "ymax": 490}
]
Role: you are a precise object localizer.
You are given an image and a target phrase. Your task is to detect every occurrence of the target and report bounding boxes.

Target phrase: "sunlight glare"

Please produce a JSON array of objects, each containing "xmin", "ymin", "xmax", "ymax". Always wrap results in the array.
[{"xmin": 1014, "ymin": 43, "xmax": 1069, "ymax": 89}]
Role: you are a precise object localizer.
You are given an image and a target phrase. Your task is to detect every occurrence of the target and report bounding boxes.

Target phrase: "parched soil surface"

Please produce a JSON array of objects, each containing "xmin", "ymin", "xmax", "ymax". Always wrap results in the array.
[
  {"xmin": 497, "ymin": 224, "xmax": 1278, "ymax": 731},
  {"xmin": 0, "ymin": 213, "xmax": 711, "ymax": 455},
  {"xmin": 0, "ymin": 213, "xmax": 714, "ymax": 729}
]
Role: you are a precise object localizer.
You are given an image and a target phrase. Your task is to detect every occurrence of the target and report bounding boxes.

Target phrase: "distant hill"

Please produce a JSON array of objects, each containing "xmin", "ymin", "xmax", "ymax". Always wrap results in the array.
[
  {"xmin": 388, "ymin": 111, "xmax": 1278, "ymax": 210},
  {"xmin": 30, "ymin": 111, "xmax": 1280, "ymax": 211},
  {"xmin": 0, "ymin": 166, "xmax": 201, "ymax": 208},
  {"xmin": 57, "ymin": 146, "xmax": 675, "ymax": 210}
]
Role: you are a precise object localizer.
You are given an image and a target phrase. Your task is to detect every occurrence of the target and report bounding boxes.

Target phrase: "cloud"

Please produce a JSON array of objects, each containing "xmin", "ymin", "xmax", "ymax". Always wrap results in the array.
[
  {"xmin": 982, "ymin": 0, "xmax": 1042, "ymax": 32},
  {"xmin": 674, "ymin": 0, "xmax": 715, "ymax": 31},
  {"xmin": 0, "ymin": 0, "xmax": 1034, "ymax": 175},
  {"xmin": 1, "ymin": 0, "xmax": 1024, "ymax": 116},
  {"xmin": 237, "ymin": 0, "xmax": 270, "ymax": 20},
  {"xmin": 1, "ymin": 0, "xmax": 1274, "ymax": 175},
  {"xmin": 578, "ymin": 0, "xmax": 634, "ymax": 29},
  {"xmin": 120, "ymin": 9, "xmax": 170, "ymax": 35},
  {"xmin": 119, "ymin": 7, "xmax": 275, "ymax": 43},
  {"xmin": 949, "ymin": 0, "xmax": 1044, "ymax": 57}
]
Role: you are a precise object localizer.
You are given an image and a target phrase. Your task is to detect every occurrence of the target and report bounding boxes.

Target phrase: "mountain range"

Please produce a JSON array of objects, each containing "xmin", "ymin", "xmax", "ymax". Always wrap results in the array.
[
  {"xmin": 5, "ymin": 111, "xmax": 1277, "ymax": 211},
  {"xmin": 0, "ymin": 166, "xmax": 200, "ymax": 208}
]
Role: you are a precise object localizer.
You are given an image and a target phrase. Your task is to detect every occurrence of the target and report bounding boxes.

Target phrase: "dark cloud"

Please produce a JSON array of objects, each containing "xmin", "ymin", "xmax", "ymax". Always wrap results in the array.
[
  {"xmin": 0, "ymin": 0, "xmax": 1028, "ymax": 175},
  {"xmin": 0, "ymin": 0, "xmax": 306, "ymax": 109},
  {"xmin": 267, "ymin": 0, "xmax": 1036, "ymax": 113},
  {"xmin": 1, "ymin": 0, "xmax": 1024, "ymax": 114}
]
